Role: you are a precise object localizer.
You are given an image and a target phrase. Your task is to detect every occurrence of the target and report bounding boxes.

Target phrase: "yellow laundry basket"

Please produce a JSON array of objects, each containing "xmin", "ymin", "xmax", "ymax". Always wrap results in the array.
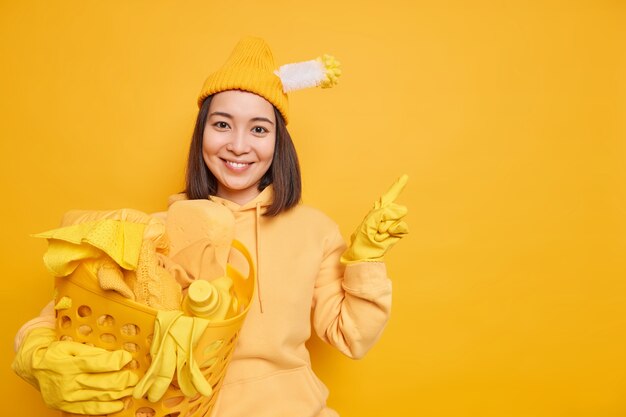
[{"xmin": 53, "ymin": 240, "xmax": 255, "ymax": 417}]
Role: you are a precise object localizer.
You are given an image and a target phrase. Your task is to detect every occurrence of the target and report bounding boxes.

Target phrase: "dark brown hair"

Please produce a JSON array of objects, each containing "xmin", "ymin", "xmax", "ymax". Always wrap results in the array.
[{"xmin": 185, "ymin": 95, "xmax": 302, "ymax": 216}]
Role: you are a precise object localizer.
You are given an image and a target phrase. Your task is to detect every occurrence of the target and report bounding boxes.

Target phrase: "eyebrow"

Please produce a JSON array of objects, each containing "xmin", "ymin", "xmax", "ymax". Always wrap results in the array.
[{"xmin": 209, "ymin": 112, "xmax": 274, "ymax": 125}]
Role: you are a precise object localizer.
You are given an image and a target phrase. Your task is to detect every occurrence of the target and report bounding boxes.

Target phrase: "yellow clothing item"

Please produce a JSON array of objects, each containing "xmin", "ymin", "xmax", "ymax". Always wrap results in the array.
[
  {"xmin": 33, "ymin": 219, "xmax": 146, "ymax": 276},
  {"xmin": 180, "ymin": 186, "xmax": 392, "ymax": 417},
  {"xmin": 33, "ymin": 209, "xmax": 181, "ymax": 310},
  {"xmin": 196, "ymin": 37, "xmax": 341, "ymax": 124},
  {"xmin": 13, "ymin": 301, "xmax": 55, "ymax": 353},
  {"xmin": 165, "ymin": 199, "xmax": 235, "ymax": 288}
]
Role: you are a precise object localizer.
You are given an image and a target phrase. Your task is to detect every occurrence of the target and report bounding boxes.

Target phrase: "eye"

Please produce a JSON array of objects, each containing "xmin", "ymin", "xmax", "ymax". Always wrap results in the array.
[
  {"xmin": 252, "ymin": 126, "xmax": 269, "ymax": 135},
  {"xmin": 213, "ymin": 121, "xmax": 230, "ymax": 130}
]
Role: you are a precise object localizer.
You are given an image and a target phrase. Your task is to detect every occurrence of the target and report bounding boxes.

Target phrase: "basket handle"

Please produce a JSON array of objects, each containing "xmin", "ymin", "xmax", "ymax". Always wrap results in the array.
[{"xmin": 229, "ymin": 239, "xmax": 255, "ymax": 282}]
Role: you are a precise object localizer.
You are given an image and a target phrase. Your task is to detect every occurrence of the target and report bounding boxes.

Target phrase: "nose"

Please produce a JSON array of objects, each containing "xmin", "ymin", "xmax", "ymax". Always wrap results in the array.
[{"xmin": 226, "ymin": 129, "xmax": 251, "ymax": 155}]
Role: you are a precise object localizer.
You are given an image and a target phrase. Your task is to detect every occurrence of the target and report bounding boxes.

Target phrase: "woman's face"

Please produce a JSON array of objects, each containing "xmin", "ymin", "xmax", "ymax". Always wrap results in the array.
[{"xmin": 203, "ymin": 90, "xmax": 276, "ymax": 205}]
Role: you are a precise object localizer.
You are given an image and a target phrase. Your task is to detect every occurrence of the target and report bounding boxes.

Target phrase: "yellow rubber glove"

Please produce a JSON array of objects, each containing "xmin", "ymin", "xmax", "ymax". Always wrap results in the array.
[
  {"xmin": 171, "ymin": 314, "xmax": 212, "ymax": 398},
  {"xmin": 132, "ymin": 311, "xmax": 180, "ymax": 402},
  {"xmin": 12, "ymin": 328, "xmax": 139, "ymax": 415},
  {"xmin": 133, "ymin": 311, "xmax": 211, "ymax": 402},
  {"xmin": 341, "ymin": 174, "xmax": 409, "ymax": 264}
]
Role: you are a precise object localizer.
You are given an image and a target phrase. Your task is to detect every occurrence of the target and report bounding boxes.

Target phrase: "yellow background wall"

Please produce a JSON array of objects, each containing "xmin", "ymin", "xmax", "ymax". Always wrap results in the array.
[{"xmin": 1, "ymin": 1, "xmax": 624, "ymax": 416}]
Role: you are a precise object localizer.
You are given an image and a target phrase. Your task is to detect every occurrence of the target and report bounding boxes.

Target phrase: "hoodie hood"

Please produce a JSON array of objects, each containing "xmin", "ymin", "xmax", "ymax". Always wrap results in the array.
[
  {"xmin": 209, "ymin": 186, "xmax": 273, "ymax": 214},
  {"xmin": 168, "ymin": 186, "xmax": 274, "ymax": 213}
]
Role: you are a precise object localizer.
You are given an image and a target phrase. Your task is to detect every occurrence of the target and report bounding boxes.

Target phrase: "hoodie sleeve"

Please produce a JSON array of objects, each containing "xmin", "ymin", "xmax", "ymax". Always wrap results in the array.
[
  {"xmin": 312, "ymin": 225, "xmax": 392, "ymax": 359},
  {"xmin": 13, "ymin": 300, "xmax": 56, "ymax": 352}
]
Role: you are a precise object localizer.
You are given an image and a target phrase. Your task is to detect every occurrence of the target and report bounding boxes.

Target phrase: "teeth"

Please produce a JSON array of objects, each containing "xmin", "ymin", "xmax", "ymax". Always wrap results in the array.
[{"xmin": 226, "ymin": 161, "xmax": 250, "ymax": 168}]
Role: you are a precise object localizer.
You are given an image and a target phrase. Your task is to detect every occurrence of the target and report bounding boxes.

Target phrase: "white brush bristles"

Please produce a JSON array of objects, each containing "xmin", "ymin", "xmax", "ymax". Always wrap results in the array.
[{"xmin": 275, "ymin": 59, "xmax": 326, "ymax": 93}]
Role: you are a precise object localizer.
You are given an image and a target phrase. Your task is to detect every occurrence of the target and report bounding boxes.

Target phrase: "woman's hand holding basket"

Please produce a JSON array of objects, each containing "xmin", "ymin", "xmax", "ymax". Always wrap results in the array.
[{"xmin": 12, "ymin": 327, "xmax": 138, "ymax": 415}]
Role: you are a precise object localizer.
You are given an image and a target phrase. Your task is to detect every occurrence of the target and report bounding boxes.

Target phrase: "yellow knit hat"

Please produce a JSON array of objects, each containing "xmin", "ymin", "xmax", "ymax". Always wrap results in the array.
[{"xmin": 197, "ymin": 37, "xmax": 341, "ymax": 124}]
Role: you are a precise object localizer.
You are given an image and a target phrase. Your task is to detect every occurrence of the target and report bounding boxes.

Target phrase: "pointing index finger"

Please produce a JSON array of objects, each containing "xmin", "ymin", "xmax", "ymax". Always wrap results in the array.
[{"xmin": 378, "ymin": 174, "xmax": 408, "ymax": 207}]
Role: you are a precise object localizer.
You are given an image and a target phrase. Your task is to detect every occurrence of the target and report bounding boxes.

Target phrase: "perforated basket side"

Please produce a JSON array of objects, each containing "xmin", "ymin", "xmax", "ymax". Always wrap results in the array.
[{"xmin": 55, "ymin": 239, "xmax": 255, "ymax": 417}]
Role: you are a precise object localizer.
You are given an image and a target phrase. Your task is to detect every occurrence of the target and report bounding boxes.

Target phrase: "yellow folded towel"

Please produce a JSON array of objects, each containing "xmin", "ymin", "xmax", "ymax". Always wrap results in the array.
[{"xmin": 33, "ymin": 219, "xmax": 146, "ymax": 276}]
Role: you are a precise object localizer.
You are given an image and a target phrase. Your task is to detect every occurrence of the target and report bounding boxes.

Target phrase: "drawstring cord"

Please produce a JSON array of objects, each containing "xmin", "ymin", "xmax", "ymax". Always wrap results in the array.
[{"xmin": 255, "ymin": 202, "xmax": 264, "ymax": 313}]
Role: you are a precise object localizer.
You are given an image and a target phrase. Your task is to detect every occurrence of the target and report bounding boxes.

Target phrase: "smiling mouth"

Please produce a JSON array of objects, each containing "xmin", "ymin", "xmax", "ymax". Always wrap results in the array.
[{"xmin": 222, "ymin": 159, "xmax": 252, "ymax": 169}]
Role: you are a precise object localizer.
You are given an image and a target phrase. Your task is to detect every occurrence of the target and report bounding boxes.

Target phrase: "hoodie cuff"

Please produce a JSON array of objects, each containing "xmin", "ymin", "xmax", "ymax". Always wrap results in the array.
[{"xmin": 342, "ymin": 262, "xmax": 390, "ymax": 295}]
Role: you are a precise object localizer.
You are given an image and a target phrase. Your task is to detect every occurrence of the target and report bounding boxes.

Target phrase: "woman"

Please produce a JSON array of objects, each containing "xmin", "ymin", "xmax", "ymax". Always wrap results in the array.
[{"xmin": 12, "ymin": 37, "xmax": 408, "ymax": 417}]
